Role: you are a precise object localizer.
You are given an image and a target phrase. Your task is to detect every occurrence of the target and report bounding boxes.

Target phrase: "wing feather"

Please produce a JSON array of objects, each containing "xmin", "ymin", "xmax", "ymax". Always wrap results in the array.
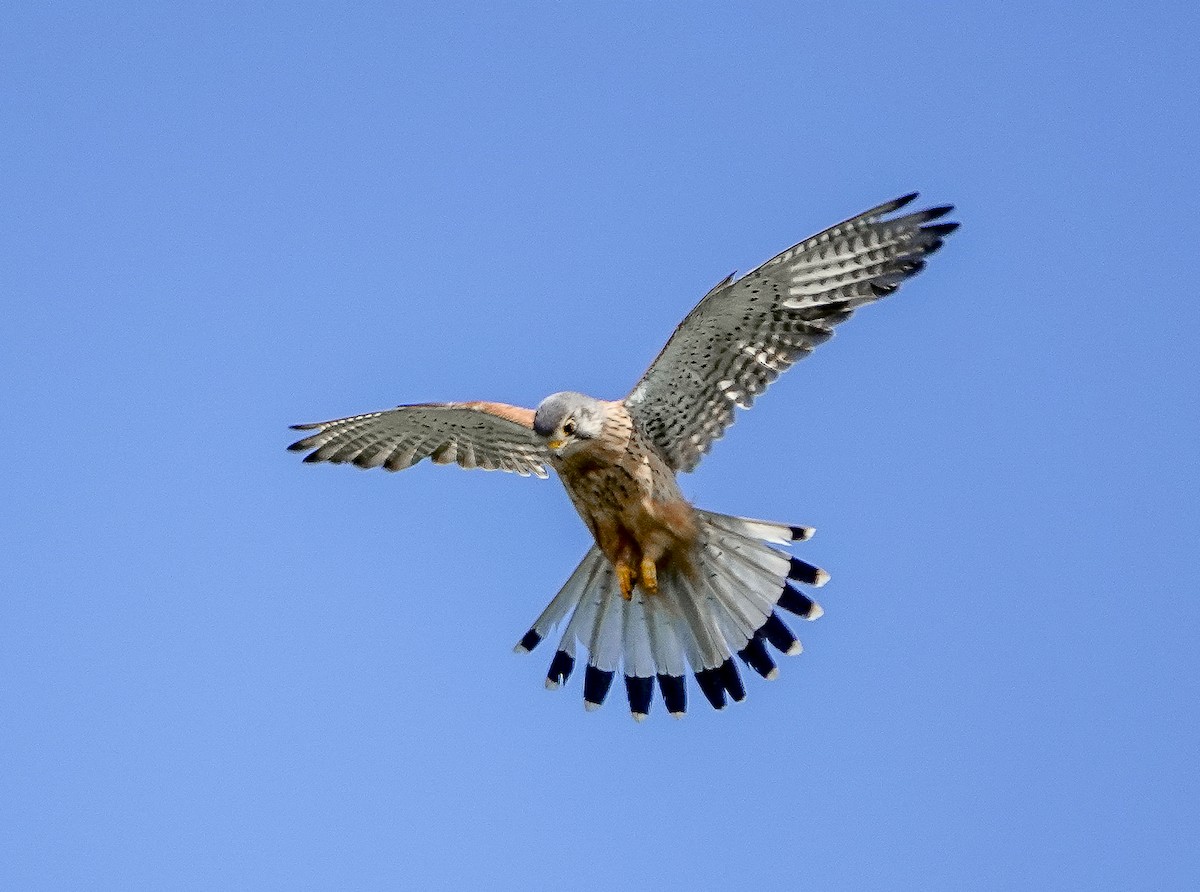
[
  {"xmin": 625, "ymin": 194, "xmax": 958, "ymax": 471},
  {"xmin": 288, "ymin": 401, "xmax": 550, "ymax": 478}
]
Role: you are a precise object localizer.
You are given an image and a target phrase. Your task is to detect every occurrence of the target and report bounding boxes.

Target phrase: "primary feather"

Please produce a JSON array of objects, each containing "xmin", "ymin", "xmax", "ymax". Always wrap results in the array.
[{"xmin": 625, "ymin": 193, "xmax": 958, "ymax": 472}]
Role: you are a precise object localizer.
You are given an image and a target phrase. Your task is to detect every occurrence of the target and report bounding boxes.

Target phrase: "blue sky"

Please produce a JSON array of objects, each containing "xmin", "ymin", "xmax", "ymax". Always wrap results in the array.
[{"xmin": 3, "ymin": 2, "xmax": 1198, "ymax": 889}]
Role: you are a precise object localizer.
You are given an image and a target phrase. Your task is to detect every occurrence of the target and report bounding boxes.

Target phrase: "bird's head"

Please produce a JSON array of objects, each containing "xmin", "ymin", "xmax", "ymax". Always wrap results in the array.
[{"xmin": 533, "ymin": 392, "xmax": 604, "ymax": 456}]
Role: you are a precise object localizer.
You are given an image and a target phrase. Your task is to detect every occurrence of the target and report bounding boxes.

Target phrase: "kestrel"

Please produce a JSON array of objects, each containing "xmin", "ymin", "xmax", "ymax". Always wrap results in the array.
[{"xmin": 289, "ymin": 193, "xmax": 958, "ymax": 719}]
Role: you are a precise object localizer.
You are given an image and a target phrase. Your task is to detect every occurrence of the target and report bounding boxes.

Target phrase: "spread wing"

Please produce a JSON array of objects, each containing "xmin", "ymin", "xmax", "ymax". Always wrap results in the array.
[
  {"xmin": 625, "ymin": 193, "xmax": 958, "ymax": 472},
  {"xmin": 288, "ymin": 401, "xmax": 551, "ymax": 478}
]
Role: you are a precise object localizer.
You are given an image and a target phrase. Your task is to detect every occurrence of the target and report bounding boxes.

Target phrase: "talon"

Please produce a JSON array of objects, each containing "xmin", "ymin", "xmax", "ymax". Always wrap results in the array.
[
  {"xmin": 639, "ymin": 557, "xmax": 658, "ymax": 595},
  {"xmin": 616, "ymin": 562, "xmax": 635, "ymax": 600}
]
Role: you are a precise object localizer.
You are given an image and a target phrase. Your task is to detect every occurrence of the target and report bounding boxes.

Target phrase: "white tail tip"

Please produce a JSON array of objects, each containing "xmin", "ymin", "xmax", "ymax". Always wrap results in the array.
[
  {"xmin": 808, "ymin": 602, "xmax": 825, "ymax": 621},
  {"xmin": 584, "ymin": 701, "xmax": 602, "ymax": 712},
  {"xmin": 766, "ymin": 668, "xmax": 780, "ymax": 681},
  {"xmin": 545, "ymin": 679, "xmax": 560, "ymax": 690},
  {"xmin": 813, "ymin": 568, "xmax": 831, "ymax": 588},
  {"xmin": 786, "ymin": 641, "xmax": 803, "ymax": 656},
  {"xmin": 632, "ymin": 712, "xmax": 648, "ymax": 723}
]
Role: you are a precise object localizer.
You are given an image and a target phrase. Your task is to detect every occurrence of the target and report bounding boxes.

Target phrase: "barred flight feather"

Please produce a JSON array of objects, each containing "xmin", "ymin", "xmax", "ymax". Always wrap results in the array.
[{"xmin": 626, "ymin": 194, "xmax": 958, "ymax": 472}]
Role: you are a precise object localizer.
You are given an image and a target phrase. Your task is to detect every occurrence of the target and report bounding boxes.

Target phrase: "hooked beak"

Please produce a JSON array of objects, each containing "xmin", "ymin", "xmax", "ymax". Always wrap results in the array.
[{"xmin": 547, "ymin": 438, "xmax": 565, "ymax": 451}]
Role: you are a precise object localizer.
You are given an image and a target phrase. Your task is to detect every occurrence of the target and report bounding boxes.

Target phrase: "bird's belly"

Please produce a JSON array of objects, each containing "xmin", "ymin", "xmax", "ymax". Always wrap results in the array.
[{"xmin": 561, "ymin": 459, "xmax": 697, "ymax": 568}]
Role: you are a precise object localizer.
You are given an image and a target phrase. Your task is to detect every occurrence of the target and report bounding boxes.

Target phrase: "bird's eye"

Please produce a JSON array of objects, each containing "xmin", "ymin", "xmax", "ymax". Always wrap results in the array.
[{"xmin": 563, "ymin": 420, "xmax": 577, "ymax": 436}]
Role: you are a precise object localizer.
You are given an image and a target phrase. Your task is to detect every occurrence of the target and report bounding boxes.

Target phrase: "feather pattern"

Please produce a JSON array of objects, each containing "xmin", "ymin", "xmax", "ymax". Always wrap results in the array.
[
  {"xmin": 622, "ymin": 596, "xmax": 656, "ymax": 680},
  {"xmin": 625, "ymin": 194, "xmax": 958, "ymax": 472},
  {"xmin": 288, "ymin": 402, "xmax": 551, "ymax": 478},
  {"xmin": 514, "ymin": 547, "xmax": 606, "ymax": 655},
  {"xmin": 291, "ymin": 193, "xmax": 959, "ymax": 719},
  {"xmin": 587, "ymin": 578, "xmax": 624, "ymax": 675},
  {"xmin": 643, "ymin": 593, "xmax": 687, "ymax": 680},
  {"xmin": 516, "ymin": 510, "xmax": 825, "ymax": 717}
]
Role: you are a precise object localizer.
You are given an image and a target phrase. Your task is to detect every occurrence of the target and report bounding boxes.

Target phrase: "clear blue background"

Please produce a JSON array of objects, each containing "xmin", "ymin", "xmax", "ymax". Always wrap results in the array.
[{"xmin": 4, "ymin": 3, "xmax": 1198, "ymax": 889}]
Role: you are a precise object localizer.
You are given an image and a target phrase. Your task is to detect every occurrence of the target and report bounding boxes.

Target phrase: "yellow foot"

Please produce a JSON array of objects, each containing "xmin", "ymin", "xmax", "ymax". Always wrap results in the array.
[
  {"xmin": 639, "ymin": 557, "xmax": 658, "ymax": 595},
  {"xmin": 616, "ymin": 562, "xmax": 635, "ymax": 600}
]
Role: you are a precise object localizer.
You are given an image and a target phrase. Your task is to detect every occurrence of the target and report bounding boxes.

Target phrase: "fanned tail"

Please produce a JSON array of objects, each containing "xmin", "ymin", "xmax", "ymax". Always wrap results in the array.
[{"xmin": 514, "ymin": 509, "xmax": 827, "ymax": 720}]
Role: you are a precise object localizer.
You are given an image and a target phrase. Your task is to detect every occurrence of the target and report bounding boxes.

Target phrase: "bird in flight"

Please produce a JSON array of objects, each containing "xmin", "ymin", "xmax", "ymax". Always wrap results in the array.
[{"xmin": 289, "ymin": 193, "xmax": 958, "ymax": 719}]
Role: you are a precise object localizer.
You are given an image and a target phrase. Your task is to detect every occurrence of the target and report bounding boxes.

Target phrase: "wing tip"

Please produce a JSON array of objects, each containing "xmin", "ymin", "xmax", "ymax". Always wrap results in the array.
[
  {"xmin": 871, "ymin": 191, "xmax": 920, "ymax": 217},
  {"xmin": 923, "ymin": 221, "xmax": 960, "ymax": 237},
  {"xmin": 921, "ymin": 204, "xmax": 955, "ymax": 219}
]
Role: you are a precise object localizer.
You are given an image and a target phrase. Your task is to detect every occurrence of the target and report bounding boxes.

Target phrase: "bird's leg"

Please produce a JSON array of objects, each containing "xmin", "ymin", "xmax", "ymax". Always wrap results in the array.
[
  {"xmin": 639, "ymin": 557, "xmax": 658, "ymax": 595},
  {"xmin": 616, "ymin": 561, "xmax": 636, "ymax": 600}
]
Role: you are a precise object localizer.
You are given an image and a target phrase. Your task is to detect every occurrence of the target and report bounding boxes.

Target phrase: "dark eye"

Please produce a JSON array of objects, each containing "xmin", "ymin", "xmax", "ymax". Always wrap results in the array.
[{"xmin": 563, "ymin": 420, "xmax": 577, "ymax": 436}]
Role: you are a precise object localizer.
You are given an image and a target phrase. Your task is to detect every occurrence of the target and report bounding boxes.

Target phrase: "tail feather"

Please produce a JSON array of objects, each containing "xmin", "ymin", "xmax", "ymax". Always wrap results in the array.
[
  {"xmin": 622, "ymin": 596, "xmax": 656, "ymax": 680},
  {"xmin": 701, "ymin": 512, "xmax": 814, "ymax": 546},
  {"xmin": 624, "ymin": 675, "xmax": 654, "ymax": 721},
  {"xmin": 701, "ymin": 557, "xmax": 763, "ymax": 635},
  {"xmin": 650, "ymin": 575, "xmax": 710, "ymax": 714},
  {"xmin": 761, "ymin": 612, "xmax": 802, "ymax": 655},
  {"xmin": 583, "ymin": 665, "xmax": 615, "ymax": 711},
  {"xmin": 658, "ymin": 572, "xmax": 716, "ymax": 671},
  {"xmin": 706, "ymin": 581, "xmax": 758, "ymax": 654},
  {"xmin": 703, "ymin": 545, "xmax": 775, "ymax": 628},
  {"xmin": 778, "ymin": 582, "xmax": 824, "ymax": 621},
  {"xmin": 535, "ymin": 553, "xmax": 604, "ymax": 690},
  {"xmin": 514, "ymin": 509, "xmax": 827, "ymax": 719},
  {"xmin": 586, "ymin": 572, "xmax": 623, "ymax": 674},
  {"xmin": 668, "ymin": 571, "xmax": 729, "ymax": 672},
  {"xmin": 717, "ymin": 659, "xmax": 747, "ymax": 702},
  {"xmin": 545, "ymin": 649, "xmax": 574, "ymax": 688},
  {"xmin": 514, "ymin": 547, "xmax": 604, "ymax": 655},
  {"xmin": 644, "ymin": 592, "xmax": 687, "ymax": 679},
  {"xmin": 787, "ymin": 556, "xmax": 830, "ymax": 588},
  {"xmin": 737, "ymin": 635, "xmax": 779, "ymax": 680},
  {"xmin": 555, "ymin": 564, "xmax": 605, "ymax": 662},
  {"xmin": 709, "ymin": 531, "xmax": 792, "ymax": 587},
  {"xmin": 582, "ymin": 567, "xmax": 623, "ymax": 710},
  {"xmin": 694, "ymin": 666, "xmax": 728, "ymax": 709},
  {"xmin": 657, "ymin": 672, "xmax": 687, "ymax": 716}
]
